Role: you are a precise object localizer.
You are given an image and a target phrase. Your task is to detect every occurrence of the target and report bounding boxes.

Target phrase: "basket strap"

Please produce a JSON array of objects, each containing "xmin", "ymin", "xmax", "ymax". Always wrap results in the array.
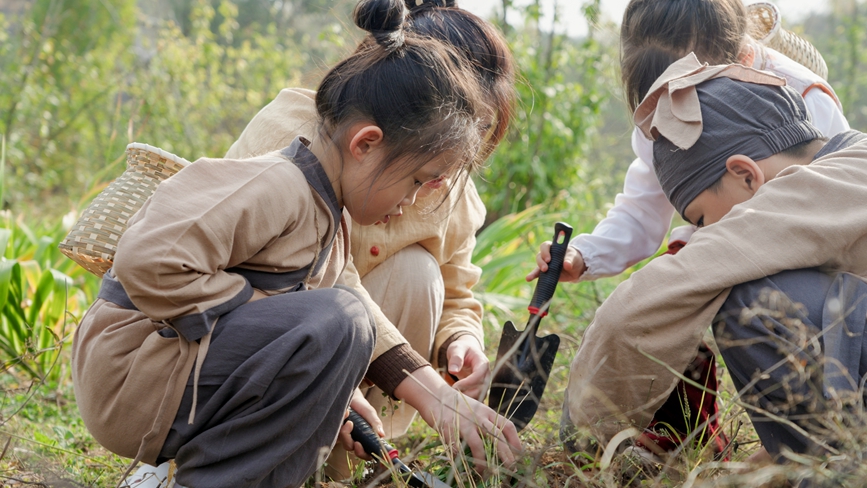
[
  {"xmin": 280, "ymin": 137, "xmax": 343, "ymax": 279},
  {"xmin": 97, "ymin": 270, "xmax": 138, "ymax": 310},
  {"xmin": 282, "ymin": 139, "xmax": 341, "ymax": 233}
]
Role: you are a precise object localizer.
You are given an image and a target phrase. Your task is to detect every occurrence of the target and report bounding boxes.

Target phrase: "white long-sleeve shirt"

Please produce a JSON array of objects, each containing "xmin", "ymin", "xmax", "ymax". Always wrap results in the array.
[{"xmin": 572, "ymin": 46, "xmax": 851, "ymax": 280}]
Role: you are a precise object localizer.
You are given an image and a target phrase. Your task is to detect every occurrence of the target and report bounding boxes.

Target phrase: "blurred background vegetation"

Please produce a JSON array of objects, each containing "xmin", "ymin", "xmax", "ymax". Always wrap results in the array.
[{"xmin": 0, "ymin": 0, "xmax": 864, "ymax": 485}]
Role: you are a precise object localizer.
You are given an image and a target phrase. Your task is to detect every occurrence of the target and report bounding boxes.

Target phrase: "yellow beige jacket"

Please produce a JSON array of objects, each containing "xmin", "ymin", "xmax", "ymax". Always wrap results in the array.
[{"xmin": 225, "ymin": 88, "xmax": 487, "ymax": 367}]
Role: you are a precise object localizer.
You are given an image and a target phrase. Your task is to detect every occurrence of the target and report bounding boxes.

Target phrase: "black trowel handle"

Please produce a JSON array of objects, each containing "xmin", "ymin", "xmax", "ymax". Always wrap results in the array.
[
  {"xmin": 348, "ymin": 409, "xmax": 395, "ymax": 459},
  {"xmin": 529, "ymin": 222, "xmax": 573, "ymax": 315},
  {"xmin": 347, "ymin": 409, "xmax": 445, "ymax": 488}
]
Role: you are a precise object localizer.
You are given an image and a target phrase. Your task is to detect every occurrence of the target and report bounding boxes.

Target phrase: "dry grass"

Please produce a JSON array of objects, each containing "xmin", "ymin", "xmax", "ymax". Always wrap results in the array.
[
  {"xmin": 2, "ymin": 269, "xmax": 866, "ymax": 488},
  {"xmin": 316, "ymin": 282, "xmax": 867, "ymax": 488},
  {"xmin": 318, "ymin": 374, "xmax": 768, "ymax": 488},
  {"xmin": 3, "ymin": 329, "xmax": 865, "ymax": 487}
]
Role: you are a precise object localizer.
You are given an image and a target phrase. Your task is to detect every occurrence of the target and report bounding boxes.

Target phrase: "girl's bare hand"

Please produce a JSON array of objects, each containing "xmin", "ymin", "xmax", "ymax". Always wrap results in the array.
[
  {"xmin": 446, "ymin": 335, "xmax": 490, "ymax": 400},
  {"xmin": 338, "ymin": 388, "xmax": 383, "ymax": 461},
  {"xmin": 395, "ymin": 366, "xmax": 522, "ymax": 474},
  {"xmin": 525, "ymin": 242, "xmax": 586, "ymax": 282}
]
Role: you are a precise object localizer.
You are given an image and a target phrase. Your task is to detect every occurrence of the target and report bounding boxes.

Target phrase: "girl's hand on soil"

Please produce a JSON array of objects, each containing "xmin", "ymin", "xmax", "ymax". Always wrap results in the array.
[
  {"xmin": 446, "ymin": 335, "xmax": 489, "ymax": 400},
  {"xmin": 395, "ymin": 366, "xmax": 522, "ymax": 474},
  {"xmin": 339, "ymin": 388, "xmax": 384, "ymax": 461},
  {"xmin": 526, "ymin": 242, "xmax": 586, "ymax": 282}
]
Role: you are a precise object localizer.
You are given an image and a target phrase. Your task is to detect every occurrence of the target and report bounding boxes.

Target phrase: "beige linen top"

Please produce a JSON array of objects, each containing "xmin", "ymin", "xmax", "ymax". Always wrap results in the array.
[
  {"xmin": 566, "ymin": 139, "xmax": 867, "ymax": 443},
  {"xmin": 225, "ymin": 88, "xmax": 487, "ymax": 368},
  {"xmin": 72, "ymin": 142, "xmax": 426, "ymax": 464}
]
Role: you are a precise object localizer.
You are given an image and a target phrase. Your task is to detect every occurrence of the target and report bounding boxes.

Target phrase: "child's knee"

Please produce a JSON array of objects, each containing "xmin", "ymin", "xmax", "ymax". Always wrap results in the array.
[
  {"xmin": 318, "ymin": 286, "xmax": 376, "ymax": 355},
  {"xmin": 366, "ymin": 244, "xmax": 443, "ymax": 303}
]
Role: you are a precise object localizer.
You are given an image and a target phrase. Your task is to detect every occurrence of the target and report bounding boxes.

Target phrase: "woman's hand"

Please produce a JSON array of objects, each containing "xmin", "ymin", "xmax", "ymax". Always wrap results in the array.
[
  {"xmin": 395, "ymin": 366, "xmax": 522, "ymax": 474},
  {"xmin": 446, "ymin": 335, "xmax": 489, "ymax": 400},
  {"xmin": 337, "ymin": 388, "xmax": 384, "ymax": 461},
  {"xmin": 525, "ymin": 242, "xmax": 586, "ymax": 282}
]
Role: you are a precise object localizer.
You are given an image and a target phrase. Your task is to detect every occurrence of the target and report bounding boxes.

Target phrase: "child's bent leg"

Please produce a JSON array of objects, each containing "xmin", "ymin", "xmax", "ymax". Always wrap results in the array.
[
  {"xmin": 715, "ymin": 268, "xmax": 867, "ymax": 460},
  {"xmin": 159, "ymin": 287, "xmax": 376, "ymax": 488}
]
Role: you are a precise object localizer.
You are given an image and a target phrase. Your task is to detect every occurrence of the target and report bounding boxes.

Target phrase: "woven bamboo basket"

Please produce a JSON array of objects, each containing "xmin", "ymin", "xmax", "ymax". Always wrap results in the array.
[
  {"xmin": 747, "ymin": 2, "xmax": 829, "ymax": 80},
  {"xmin": 59, "ymin": 143, "xmax": 191, "ymax": 277}
]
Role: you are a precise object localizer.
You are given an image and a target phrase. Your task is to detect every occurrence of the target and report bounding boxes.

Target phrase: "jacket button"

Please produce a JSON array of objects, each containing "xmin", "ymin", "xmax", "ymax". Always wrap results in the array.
[{"xmin": 370, "ymin": 246, "xmax": 380, "ymax": 256}]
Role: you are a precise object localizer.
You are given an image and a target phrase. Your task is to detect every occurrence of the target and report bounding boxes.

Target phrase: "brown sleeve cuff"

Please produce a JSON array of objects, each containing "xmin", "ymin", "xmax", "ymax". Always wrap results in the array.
[
  {"xmin": 366, "ymin": 344, "xmax": 429, "ymax": 398},
  {"xmin": 436, "ymin": 331, "xmax": 474, "ymax": 372}
]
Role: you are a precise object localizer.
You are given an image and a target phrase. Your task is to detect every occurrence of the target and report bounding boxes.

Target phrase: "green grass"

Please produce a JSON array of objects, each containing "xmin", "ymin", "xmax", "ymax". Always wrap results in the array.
[
  {"xmin": 0, "ymin": 205, "xmax": 857, "ymax": 488},
  {"xmin": 302, "ymin": 211, "xmax": 776, "ymax": 488},
  {"xmin": 0, "ymin": 368, "xmax": 127, "ymax": 487}
]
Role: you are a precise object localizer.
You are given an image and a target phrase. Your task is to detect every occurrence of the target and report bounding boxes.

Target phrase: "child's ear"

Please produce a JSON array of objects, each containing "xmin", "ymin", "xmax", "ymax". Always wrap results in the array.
[
  {"xmin": 347, "ymin": 124, "xmax": 384, "ymax": 162},
  {"xmin": 725, "ymin": 154, "xmax": 765, "ymax": 194}
]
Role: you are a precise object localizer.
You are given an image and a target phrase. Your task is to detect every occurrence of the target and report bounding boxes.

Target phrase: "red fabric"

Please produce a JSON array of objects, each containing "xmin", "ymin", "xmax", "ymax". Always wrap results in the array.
[
  {"xmin": 637, "ymin": 240, "xmax": 730, "ymax": 459},
  {"xmin": 638, "ymin": 343, "xmax": 729, "ymax": 458},
  {"xmin": 663, "ymin": 240, "xmax": 687, "ymax": 255}
]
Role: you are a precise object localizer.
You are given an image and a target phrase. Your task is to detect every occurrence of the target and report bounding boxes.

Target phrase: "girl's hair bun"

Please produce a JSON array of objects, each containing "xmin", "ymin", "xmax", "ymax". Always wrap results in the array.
[
  {"xmin": 404, "ymin": 0, "xmax": 457, "ymax": 11},
  {"xmin": 355, "ymin": 0, "xmax": 408, "ymax": 52}
]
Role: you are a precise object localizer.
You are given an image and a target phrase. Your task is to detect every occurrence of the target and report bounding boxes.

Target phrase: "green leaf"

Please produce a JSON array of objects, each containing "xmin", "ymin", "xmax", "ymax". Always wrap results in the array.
[
  {"xmin": 0, "ymin": 229, "xmax": 11, "ymax": 257},
  {"xmin": 28, "ymin": 269, "xmax": 56, "ymax": 326},
  {"xmin": 0, "ymin": 259, "xmax": 17, "ymax": 312},
  {"xmin": 6, "ymin": 262, "xmax": 27, "ymax": 324},
  {"xmin": 45, "ymin": 269, "xmax": 72, "ymax": 334},
  {"xmin": 14, "ymin": 219, "xmax": 37, "ymax": 252},
  {"xmin": 34, "ymin": 235, "xmax": 55, "ymax": 266}
]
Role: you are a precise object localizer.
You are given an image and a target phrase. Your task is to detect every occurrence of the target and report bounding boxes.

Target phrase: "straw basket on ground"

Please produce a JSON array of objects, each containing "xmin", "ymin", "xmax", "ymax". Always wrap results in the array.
[
  {"xmin": 59, "ymin": 143, "xmax": 191, "ymax": 277},
  {"xmin": 747, "ymin": 2, "xmax": 829, "ymax": 80}
]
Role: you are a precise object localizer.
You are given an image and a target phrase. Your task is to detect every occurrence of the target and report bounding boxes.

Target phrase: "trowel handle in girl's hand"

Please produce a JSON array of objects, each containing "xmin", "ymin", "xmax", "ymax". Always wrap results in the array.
[
  {"xmin": 529, "ymin": 222, "xmax": 573, "ymax": 316},
  {"xmin": 347, "ymin": 409, "xmax": 450, "ymax": 488},
  {"xmin": 347, "ymin": 409, "xmax": 389, "ymax": 458}
]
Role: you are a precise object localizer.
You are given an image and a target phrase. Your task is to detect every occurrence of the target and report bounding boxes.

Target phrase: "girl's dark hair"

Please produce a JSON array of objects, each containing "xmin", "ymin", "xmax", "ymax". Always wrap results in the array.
[
  {"xmin": 621, "ymin": 0, "xmax": 748, "ymax": 113},
  {"xmin": 316, "ymin": 0, "xmax": 486, "ymax": 190},
  {"xmin": 404, "ymin": 0, "xmax": 516, "ymax": 159}
]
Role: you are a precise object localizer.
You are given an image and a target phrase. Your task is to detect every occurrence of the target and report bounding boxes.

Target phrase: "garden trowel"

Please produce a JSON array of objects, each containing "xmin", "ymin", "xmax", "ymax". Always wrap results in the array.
[
  {"xmin": 348, "ymin": 409, "xmax": 451, "ymax": 488},
  {"xmin": 488, "ymin": 222, "xmax": 573, "ymax": 431}
]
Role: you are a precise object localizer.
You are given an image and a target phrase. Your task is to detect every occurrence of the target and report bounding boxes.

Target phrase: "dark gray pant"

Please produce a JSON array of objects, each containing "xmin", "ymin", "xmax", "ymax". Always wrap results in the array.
[
  {"xmin": 715, "ymin": 268, "xmax": 867, "ymax": 460},
  {"xmin": 159, "ymin": 286, "xmax": 376, "ymax": 488}
]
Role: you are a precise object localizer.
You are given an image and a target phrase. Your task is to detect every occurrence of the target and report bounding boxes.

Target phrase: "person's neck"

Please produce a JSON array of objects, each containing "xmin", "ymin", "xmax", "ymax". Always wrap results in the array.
[
  {"xmin": 763, "ymin": 139, "xmax": 827, "ymax": 180},
  {"xmin": 308, "ymin": 131, "xmax": 346, "ymax": 207},
  {"xmin": 803, "ymin": 138, "xmax": 827, "ymax": 162}
]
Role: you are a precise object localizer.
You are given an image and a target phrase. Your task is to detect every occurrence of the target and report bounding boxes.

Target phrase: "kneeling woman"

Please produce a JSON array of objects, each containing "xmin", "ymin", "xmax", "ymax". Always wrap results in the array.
[{"xmin": 71, "ymin": 0, "xmax": 519, "ymax": 486}]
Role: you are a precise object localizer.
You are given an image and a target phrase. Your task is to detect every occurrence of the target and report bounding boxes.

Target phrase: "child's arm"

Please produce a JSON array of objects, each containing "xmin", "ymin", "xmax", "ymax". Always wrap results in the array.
[
  {"xmin": 433, "ymin": 179, "xmax": 487, "ymax": 399},
  {"xmin": 533, "ymin": 129, "xmax": 676, "ymax": 281},
  {"xmin": 394, "ymin": 365, "xmax": 522, "ymax": 472},
  {"xmin": 340, "ymin": 252, "xmax": 519, "ymax": 470},
  {"xmin": 565, "ymin": 88, "xmax": 848, "ymax": 282},
  {"xmin": 565, "ymin": 143, "xmax": 867, "ymax": 444}
]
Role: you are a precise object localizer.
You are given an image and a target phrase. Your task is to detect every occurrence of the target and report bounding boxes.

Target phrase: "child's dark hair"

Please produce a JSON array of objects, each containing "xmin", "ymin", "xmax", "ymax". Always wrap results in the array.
[
  {"xmin": 621, "ymin": 0, "xmax": 748, "ymax": 113},
  {"xmin": 779, "ymin": 137, "xmax": 827, "ymax": 159},
  {"xmin": 316, "ymin": 0, "xmax": 485, "ymax": 189},
  {"xmin": 404, "ymin": 0, "xmax": 516, "ymax": 159}
]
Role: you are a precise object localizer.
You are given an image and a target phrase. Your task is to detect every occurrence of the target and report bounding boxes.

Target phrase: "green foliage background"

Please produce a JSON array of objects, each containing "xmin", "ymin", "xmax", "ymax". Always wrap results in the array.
[{"xmin": 0, "ymin": 0, "xmax": 864, "ymax": 485}]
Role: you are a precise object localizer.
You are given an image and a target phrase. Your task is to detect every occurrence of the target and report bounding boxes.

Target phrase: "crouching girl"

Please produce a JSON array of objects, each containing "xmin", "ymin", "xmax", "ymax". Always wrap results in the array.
[{"xmin": 71, "ymin": 0, "xmax": 520, "ymax": 486}]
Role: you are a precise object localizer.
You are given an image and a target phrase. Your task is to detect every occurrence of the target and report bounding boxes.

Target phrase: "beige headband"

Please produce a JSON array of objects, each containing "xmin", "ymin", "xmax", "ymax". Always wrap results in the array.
[{"xmin": 633, "ymin": 52, "xmax": 787, "ymax": 150}]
